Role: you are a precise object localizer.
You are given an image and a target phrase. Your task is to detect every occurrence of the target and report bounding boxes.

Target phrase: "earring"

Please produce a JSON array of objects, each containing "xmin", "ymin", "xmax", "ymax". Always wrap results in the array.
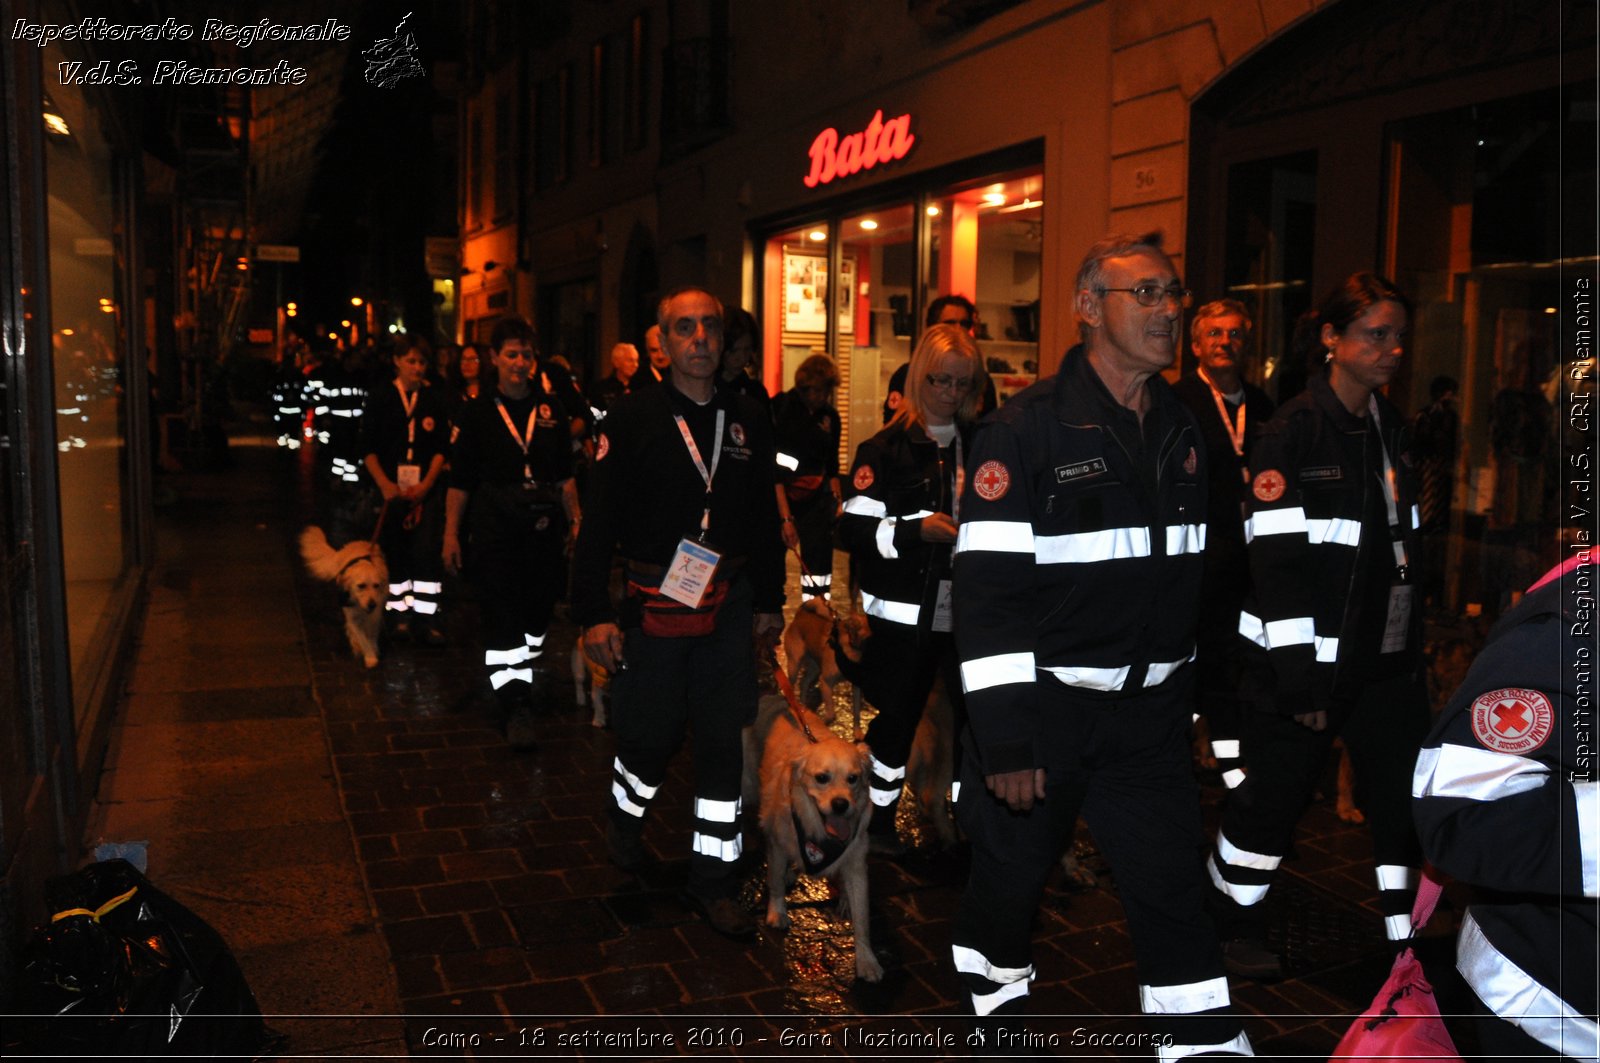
[{"xmin": 1324, "ymin": 345, "xmax": 1335, "ymax": 364}]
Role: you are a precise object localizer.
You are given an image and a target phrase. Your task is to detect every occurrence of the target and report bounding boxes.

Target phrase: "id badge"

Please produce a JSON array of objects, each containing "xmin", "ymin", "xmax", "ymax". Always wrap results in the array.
[
  {"xmin": 1379, "ymin": 582, "xmax": 1414, "ymax": 654},
  {"xmin": 931, "ymin": 579, "xmax": 954, "ymax": 633},
  {"xmin": 396, "ymin": 464, "xmax": 421, "ymax": 489},
  {"xmin": 660, "ymin": 538, "xmax": 722, "ymax": 608}
]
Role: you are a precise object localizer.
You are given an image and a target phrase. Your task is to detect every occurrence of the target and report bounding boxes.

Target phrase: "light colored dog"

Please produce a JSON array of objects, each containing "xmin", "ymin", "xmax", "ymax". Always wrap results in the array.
[
  {"xmin": 571, "ymin": 645, "xmax": 610, "ymax": 727},
  {"xmin": 782, "ymin": 599, "xmax": 871, "ymax": 724},
  {"xmin": 757, "ymin": 698, "xmax": 883, "ymax": 982},
  {"xmin": 904, "ymin": 677, "xmax": 958, "ymax": 849},
  {"xmin": 299, "ymin": 526, "xmax": 388, "ymax": 669}
]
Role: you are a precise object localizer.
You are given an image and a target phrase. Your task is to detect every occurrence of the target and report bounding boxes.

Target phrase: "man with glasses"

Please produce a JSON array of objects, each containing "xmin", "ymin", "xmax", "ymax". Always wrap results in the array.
[
  {"xmin": 951, "ymin": 233, "xmax": 1252, "ymax": 1056},
  {"xmin": 443, "ymin": 317, "xmax": 582, "ymax": 751},
  {"xmin": 883, "ymin": 294, "xmax": 992, "ymax": 422},
  {"xmin": 1173, "ymin": 301, "xmax": 1276, "ymax": 798}
]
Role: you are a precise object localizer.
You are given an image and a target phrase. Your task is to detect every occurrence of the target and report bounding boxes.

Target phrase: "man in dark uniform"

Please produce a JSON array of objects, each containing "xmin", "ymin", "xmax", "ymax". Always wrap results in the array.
[
  {"xmin": 590, "ymin": 342, "xmax": 641, "ymax": 420},
  {"xmin": 574, "ymin": 287, "xmax": 785, "ymax": 939},
  {"xmin": 951, "ymin": 233, "xmax": 1251, "ymax": 1056},
  {"xmin": 442, "ymin": 317, "xmax": 580, "ymax": 752},
  {"xmin": 1172, "ymin": 300, "xmax": 1275, "ymax": 793}
]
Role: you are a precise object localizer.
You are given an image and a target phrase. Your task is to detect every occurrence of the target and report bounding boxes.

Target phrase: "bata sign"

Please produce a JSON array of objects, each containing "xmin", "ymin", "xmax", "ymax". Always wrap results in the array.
[{"xmin": 803, "ymin": 109, "xmax": 915, "ymax": 188}]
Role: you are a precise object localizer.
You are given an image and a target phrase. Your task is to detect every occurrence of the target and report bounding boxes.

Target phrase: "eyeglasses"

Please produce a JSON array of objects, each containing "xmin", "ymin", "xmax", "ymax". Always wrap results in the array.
[
  {"xmin": 937, "ymin": 318, "xmax": 974, "ymax": 331},
  {"xmin": 925, "ymin": 373, "xmax": 974, "ymax": 392},
  {"xmin": 1098, "ymin": 284, "xmax": 1193, "ymax": 308}
]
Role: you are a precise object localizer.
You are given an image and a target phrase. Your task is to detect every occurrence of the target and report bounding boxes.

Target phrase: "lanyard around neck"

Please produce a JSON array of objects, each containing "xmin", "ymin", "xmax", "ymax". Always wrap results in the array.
[
  {"xmin": 937, "ymin": 432, "xmax": 964, "ymax": 524},
  {"xmin": 394, "ymin": 380, "xmax": 419, "ymax": 461},
  {"xmin": 1199, "ymin": 369, "xmax": 1248, "ymax": 480},
  {"xmin": 1367, "ymin": 396, "xmax": 1408, "ymax": 571},
  {"xmin": 674, "ymin": 408, "xmax": 725, "ymax": 536},
  {"xmin": 495, "ymin": 396, "xmax": 540, "ymax": 481}
]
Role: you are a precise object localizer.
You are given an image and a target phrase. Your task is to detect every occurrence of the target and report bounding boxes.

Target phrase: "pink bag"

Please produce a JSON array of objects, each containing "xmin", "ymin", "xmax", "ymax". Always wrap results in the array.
[{"xmin": 1331, "ymin": 867, "xmax": 1464, "ymax": 1062}]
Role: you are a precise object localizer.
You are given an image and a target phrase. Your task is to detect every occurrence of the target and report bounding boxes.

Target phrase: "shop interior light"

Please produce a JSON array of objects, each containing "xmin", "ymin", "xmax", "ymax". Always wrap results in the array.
[
  {"xmin": 859, "ymin": 219, "xmax": 879, "ymax": 231},
  {"xmin": 982, "ymin": 191, "xmax": 1007, "ymax": 206},
  {"xmin": 926, "ymin": 205, "xmax": 941, "ymax": 216},
  {"xmin": 43, "ymin": 112, "xmax": 71, "ymax": 136},
  {"xmin": 61, "ymin": 328, "xmax": 74, "ymax": 336},
  {"xmin": 100, "ymin": 303, "xmax": 115, "ymax": 313},
  {"xmin": 807, "ymin": 230, "xmax": 827, "ymax": 242},
  {"xmin": 1545, "ymin": 307, "xmax": 1558, "ymax": 314}
]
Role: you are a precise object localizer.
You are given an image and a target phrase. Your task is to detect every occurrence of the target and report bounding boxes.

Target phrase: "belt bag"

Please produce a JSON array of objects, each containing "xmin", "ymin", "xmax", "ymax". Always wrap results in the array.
[
  {"xmin": 786, "ymin": 474, "xmax": 824, "ymax": 504},
  {"xmin": 627, "ymin": 577, "xmax": 730, "ymax": 638}
]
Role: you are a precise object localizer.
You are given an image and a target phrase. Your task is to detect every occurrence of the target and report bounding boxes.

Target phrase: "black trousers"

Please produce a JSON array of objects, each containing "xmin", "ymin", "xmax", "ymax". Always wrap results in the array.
[
  {"xmin": 607, "ymin": 579, "xmax": 757, "ymax": 898},
  {"xmin": 470, "ymin": 520, "xmax": 564, "ymax": 707},
  {"xmin": 1208, "ymin": 668, "xmax": 1430, "ymax": 940},
  {"xmin": 380, "ymin": 490, "xmax": 446, "ymax": 622},
  {"xmin": 791, "ymin": 493, "xmax": 835, "ymax": 600},
  {"xmin": 952, "ymin": 677, "xmax": 1247, "ymax": 1054},
  {"xmin": 860, "ymin": 617, "xmax": 964, "ymax": 824}
]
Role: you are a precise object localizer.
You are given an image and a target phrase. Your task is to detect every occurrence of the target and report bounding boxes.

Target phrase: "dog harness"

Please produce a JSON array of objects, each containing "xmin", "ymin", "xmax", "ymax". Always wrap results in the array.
[
  {"xmin": 792, "ymin": 809, "xmax": 857, "ymax": 875},
  {"xmin": 336, "ymin": 553, "xmax": 375, "ymax": 579}
]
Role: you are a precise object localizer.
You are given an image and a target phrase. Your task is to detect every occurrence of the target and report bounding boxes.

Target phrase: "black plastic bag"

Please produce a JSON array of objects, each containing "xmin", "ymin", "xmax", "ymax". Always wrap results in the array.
[{"xmin": 14, "ymin": 859, "xmax": 273, "ymax": 1058}]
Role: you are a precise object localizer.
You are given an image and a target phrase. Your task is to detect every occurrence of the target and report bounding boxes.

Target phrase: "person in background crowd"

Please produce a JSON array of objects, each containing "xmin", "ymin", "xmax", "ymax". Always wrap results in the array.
[
  {"xmin": 445, "ymin": 343, "xmax": 487, "ymax": 426},
  {"xmin": 1412, "ymin": 374, "xmax": 1459, "ymax": 608},
  {"xmin": 883, "ymin": 294, "xmax": 979, "ymax": 423},
  {"xmin": 1206, "ymin": 272, "xmax": 1429, "ymax": 980},
  {"xmin": 1413, "ymin": 555, "xmax": 1598, "ymax": 1061},
  {"xmin": 1172, "ymin": 299, "xmax": 1275, "ymax": 792},
  {"xmin": 639, "ymin": 324, "xmax": 670, "ymax": 387},
  {"xmin": 591, "ymin": 342, "xmax": 641, "ymax": 419},
  {"xmin": 720, "ymin": 307, "xmax": 771, "ymax": 417},
  {"xmin": 362, "ymin": 336, "xmax": 450, "ymax": 645},
  {"xmin": 574, "ymin": 287, "xmax": 784, "ymax": 939},
  {"xmin": 951, "ymin": 232, "xmax": 1251, "ymax": 1057},
  {"xmin": 773, "ymin": 354, "xmax": 842, "ymax": 601},
  {"xmin": 840, "ymin": 323, "xmax": 986, "ymax": 855},
  {"xmin": 442, "ymin": 318, "xmax": 580, "ymax": 751}
]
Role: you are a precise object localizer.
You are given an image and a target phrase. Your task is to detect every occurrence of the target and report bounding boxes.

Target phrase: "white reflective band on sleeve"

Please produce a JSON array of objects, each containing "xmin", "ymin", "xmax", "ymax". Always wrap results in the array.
[
  {"xmin": 525, "ymin": 632, "xmax": 546, "ymax": 647},
  {"xmin": 1144, "ymin": 654, "xmax": 1195, "ymax": 687},
  {"xmin": 952, "ymin": 945, "xmax": 1034, "ymax": 986},
  {"xmin": 385, "ymin": 599, "xmax": 410, "ymax": 612},
  {"xmin": 1158, "ymin": 1032, "xmax": 1254, "ymax": 1063},
  {"xmin": 1211, "ymin": 739, "xmax": 1241, "ymax": 759},
  {"xmin": 1222, "ymin": 768, "xmax": 1247, "ymax": 789},
  {"xmin": 776, "ymin": 452, "xmax": 800, "ymax": 471},
  {"xmin": 1411, "ymin": 503, "xmax": 1420, "ymax": 530},
  {"xmin": 1411, "ymin": 744, "xmax": 1549, "ymax": 803},
  {"xmin": 691, "ymin": 831, "xmax": 743, "ymax": 862},
  {"xmin": 1244, "ymin": 506, "xmax": 1307, "ymax": 542},
  {"xmin": 410, "ymin": 599, "xmax": 439, "ymax": 615},
  {"xmin": 842, "ymin": 495, "xmax": 887, "ymax": 518},
  {"xmin": 869, "ymin": 754, "xmax": 907, "ymax": 782},
  {"xmin": 1375, "ymin": 865, "xmax": 1419, "ymax": 892},
  {"xmin": 694, "ymin": 797, "xmax": 740, "ymax": 824},
  {"xmin": 615, "ymin": 758, "xmax": 660, "ymax": 799},
  {"xmin": 869, "ymin": 786, "xmax": 899, "ymax": 806},
  {"xmin": 951, "ymin": 780, "xmax": 961, "ymax": 803},
  {"xmin": 1207, "ymin": 855, "xmax": 1270, "ymax": 906},
  {"xmin": 612, "ymin": 781, "xmax": 646, "ymax": 817},
  {"xmin": 1165, "ymin": 523, "xmax": 1207, "ymax": 555},
  {"xmin": 961, "ymin": 652, "xmax": 1037, "ymax": 693},
  {"xmin": 1314, "ymin": 634, "xmax": 1340, "ymax": 662},
  {"xmin": 489, "ymin": 667, "xmax": 533, "ymax": 690},
  {"xmin": 485, "ymin": 646, "xmax": 531, "ymax": 666},
  {"xmin": 1239, "ymin": 610, "xmax": 1265, "ymax": 645},
  {"xmin": 1139, "ymin": 975, "xmax": 1230, "ymax": 1015},
  {"xmin": 412, "ymin": 580, "xmax": 442, "ymax": 594},
  {"xmin": 1578, "ymin": 781, "xmax": 1598, "ymax": 898},
  {"xmin": 875, "ymin": 517, "xmax": 899, "ymax": 560},
  {"xmin": 1307, "ymin": 517, "xmax": 1363, "ymax": 548},
  {"xmin": 1262, "ymin": 616, "xmax": 1315, "ymax": 648},
  {"xmin": 1457, "ymin": 911, "xmax": 1600, "ymax": 1059},
  {"xmin": 1043, "ymin": 663, "xmax": 1131, "ymax": 692},
  {"xmin": 1035, "ymin": 526, "xmax": 1151, "ymax": 564},
  {"xmin": 956, "ymin": 520, "xmax": 1036, "ymax": 555},
  {"xmin": 1384, "ymin": 914, "xmax": 1414, "ymax": 941},
  {"xmin": 861, "ymin": 590, "xmax": 920, "ymax": 626},
  {"xmin": 390, "ymin": 580, "xmax": 414, "ymax": 594},
  {"xmin": 1217, "ymin": 830, "xmax": 1282, "ymax": 871}
]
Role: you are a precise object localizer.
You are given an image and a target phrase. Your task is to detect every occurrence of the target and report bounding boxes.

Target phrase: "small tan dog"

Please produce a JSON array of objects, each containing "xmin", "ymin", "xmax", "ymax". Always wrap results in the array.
[
  {"xmin": 299, "ymin": 526, "xmax": 388, "ymax": 669},
  {"xmin": 782, "ymin": 599, "xmax": 871, "ymax": 724},
  {"xmin": 757, "ymin": 698, "xmax": 883, "ymax": 982},
  {"xmin": 904, "ymin": 677, "xmax": 958, "ymax": 849},
  {"xmin": 571, "ymin": 645, "xmax": 610, "ymax": 727}
]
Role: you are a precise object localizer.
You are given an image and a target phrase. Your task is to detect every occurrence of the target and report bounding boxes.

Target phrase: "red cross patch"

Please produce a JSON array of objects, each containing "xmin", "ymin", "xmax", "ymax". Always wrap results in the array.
[
  {"xmin": 595, "ymin": 434, "xmax": 610, "ymax": 461},
  {"xmin": 539, "ymin": 404, "xmax": 553, "ymax": 420},
  {"xmin": 853, "ymin": 465, "xmax": 874, "ymax": 491},
  {"xmin": 1469, "ymin": 687, "xmax": 1554, "ymax": 755},
  {"xmin": 422, "ymin": 416, "xmax": 435, "ymax": 433},
  {"xmin": 729, "ymin": 422, "xmax": 746, "ymax": 447},
  {"xmin": 973, "ymin": 460, "xmax": 1010, "ymax": 501},
  {"xmin": 1252, "ymin": 469, "xmax": 1286, "ymax": 503}
]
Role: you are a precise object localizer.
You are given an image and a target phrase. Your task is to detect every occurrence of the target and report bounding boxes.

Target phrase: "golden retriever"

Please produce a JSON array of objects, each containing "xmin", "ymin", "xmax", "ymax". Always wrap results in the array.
[
  {"xmin": 299, "ymin": 526, "xmax": 388, "ymax": 669},
  {"xmin": 571, "ymin": 644, "xmax": 610, "ymax": 727},
  {"xmin": 757, "ymin": 698, "xmax": 883, "ymax": 982},
  {"xmin": 782, "ymin": 599, "xmax": 870, "ymax": 724},
  {"xmin": 904, "ymin": 677, "xmax": 958, "ymax": 849}
]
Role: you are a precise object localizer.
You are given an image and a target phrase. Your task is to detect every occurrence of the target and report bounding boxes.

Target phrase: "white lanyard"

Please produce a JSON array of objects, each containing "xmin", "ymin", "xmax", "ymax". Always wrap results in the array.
[
  {"xmin": 495, "ymin": 396, "xmax": 540, "ymax": 482},
  {"xmin": 939, "ymin": 434, "xmax": 964, "ymax": 524},
  {"xmin": 1199, "ymin": 369, "xmax": 1248, "ymax": 482},
  {"xmin": 674, "ymin": 409, "xmax": 725, "ymax": 536},
  {"xmin": 1367, "ymin": 396, "xmax": 1408, "ymax": 571},
  {"xmin": 395, "ymin": 380, "xmax": 419, "ymax": 462}
]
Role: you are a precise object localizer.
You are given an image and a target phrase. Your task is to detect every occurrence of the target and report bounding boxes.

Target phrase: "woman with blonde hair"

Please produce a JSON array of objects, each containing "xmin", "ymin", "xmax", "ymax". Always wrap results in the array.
[{"xmin": 839, "ymin": 323, "xmax": 988, "ymax": 852}]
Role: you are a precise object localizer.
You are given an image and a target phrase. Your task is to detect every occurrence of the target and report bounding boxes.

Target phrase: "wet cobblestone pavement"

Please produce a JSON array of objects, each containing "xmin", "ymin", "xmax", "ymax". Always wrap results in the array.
[{"xmin": 95, "ymin": 441, "xmax": 1481, "ymax": 1059}]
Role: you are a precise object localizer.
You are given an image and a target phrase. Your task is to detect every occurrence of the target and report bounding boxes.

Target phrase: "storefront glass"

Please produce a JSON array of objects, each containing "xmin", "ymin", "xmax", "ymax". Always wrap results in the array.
[{"xmin": 42, "ymin": 80, "xmax": 135, "ymax": 718}]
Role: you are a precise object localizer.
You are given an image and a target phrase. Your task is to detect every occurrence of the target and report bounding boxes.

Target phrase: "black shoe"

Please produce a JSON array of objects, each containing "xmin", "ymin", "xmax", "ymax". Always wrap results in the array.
[
  {"xmin": 683, "ymin": 891, "xmax": 757, "ymax": 939},
  {"xmin": 1220, "ymin": 936, "xmax": 1282, "ymax": 980},
  {"xmin": 419, "ymin": 625, "xmax": 447, "ymax": 647},
  {"xmin": 605, "ymin": 822, "xmax": 651, "ymax": 871},
  {"xmin": 504, "ymin": 706, "xmax": 538, "ymax": 752}
]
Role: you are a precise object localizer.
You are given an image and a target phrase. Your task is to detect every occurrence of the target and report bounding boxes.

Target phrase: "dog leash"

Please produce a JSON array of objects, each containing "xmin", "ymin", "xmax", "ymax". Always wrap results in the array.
[
  {"xmin": 369, "ymin": 497, "xmax": 393, "ymax": 544},
  {"xmin": 788, "ymin": 542, "xmax": 870, "ymax": 740},
  {"xmin": 772, "ymin": 662, "xmax": 821, "ymax": 745}
]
